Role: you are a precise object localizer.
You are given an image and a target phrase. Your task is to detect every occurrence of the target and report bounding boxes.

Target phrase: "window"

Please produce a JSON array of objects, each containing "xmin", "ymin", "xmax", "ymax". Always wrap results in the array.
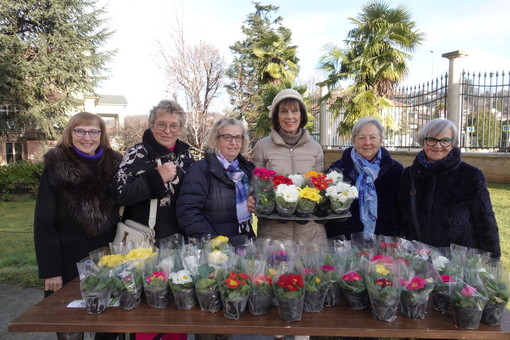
[{"xmin": 6, "ymin": 142, "xmax": 22, "ymax": 163}]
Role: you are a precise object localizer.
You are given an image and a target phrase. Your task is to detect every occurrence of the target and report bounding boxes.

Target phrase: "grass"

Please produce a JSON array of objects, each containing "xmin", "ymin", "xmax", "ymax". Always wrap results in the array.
[{"xmin": 1, "ymin": 183, "xmax": 509, "ymax": 289}]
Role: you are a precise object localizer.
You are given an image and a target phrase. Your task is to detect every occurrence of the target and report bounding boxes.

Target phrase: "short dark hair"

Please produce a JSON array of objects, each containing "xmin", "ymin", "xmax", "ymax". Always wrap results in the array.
[{"xmin": 271, "ymin": 99, "xmax": 308, "ymax": 132}]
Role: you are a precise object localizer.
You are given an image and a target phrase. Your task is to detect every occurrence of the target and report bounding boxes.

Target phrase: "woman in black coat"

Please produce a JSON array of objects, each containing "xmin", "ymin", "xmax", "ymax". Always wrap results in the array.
[
  {"xmin": 325, "ymin": 117, "xmax": 403, "ymax": 239},
  {"xmin": 111, "ymin": 100, "xmax": 195, "ymax": 240},
  {"xmin": 34, "ymin": 112, "xmax": 122, "ymax": 340},
  {"xmin": 397, "ymin": 118, "xmax": 500, "ymax": 258},
  {"xmin": 177, "ymin": 117, "xmax": 255, "ymax": 241}
]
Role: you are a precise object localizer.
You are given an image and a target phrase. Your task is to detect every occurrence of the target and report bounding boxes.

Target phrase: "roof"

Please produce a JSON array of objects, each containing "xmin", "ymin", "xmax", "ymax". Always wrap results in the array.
[{"xmin": 95, "ymin": 94, "xmax": 128, "ymax": 106}]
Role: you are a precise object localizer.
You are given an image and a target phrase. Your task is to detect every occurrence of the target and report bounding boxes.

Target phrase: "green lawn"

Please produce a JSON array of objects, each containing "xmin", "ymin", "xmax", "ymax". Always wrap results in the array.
[{"xmin": 1, "ymin": 183, "xmax": 509, "ymax": 288}]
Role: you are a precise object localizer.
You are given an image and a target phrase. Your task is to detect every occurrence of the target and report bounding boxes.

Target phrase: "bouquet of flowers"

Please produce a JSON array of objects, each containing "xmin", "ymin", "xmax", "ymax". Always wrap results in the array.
[
  {"xmin": 478, "ymin": 261, "xmax": 510, "ymax": 326},
  {"xmin": 399, "ymin": 262, "xmax": 437, "ymax": 319},
  {"xmin": 430, "ymin": 248, "xmax": 461, "ymax": 313},
  {"xmin": 339, "ymin": 265, "xmax": 368, "ymax": 310},
  {"xmin": 325, "ymin": 181, "xmax": 358, "ymax": 215},
  {"xmin": 252, "ymin": 168, "xmax": 277, "ymax": 215},
  {"xmin": 273, "ymin": 266, "xmax": 305, "ymax": 322},
  {"xmin": 243, "ymin": 256, "xmax": 274, "ymax": 316},
  {"xmin": 363, "ymin": 255, "xmax": 402, "ymax": 322},
  {"xmin": 304, "ymin": 171, "xmax": 333, "ymax": 217},
  {"xmin": 217, "ymin": 266, "xmax": 252, "ymax": 319},
  {"xmin": 296, "ymin": 186, "xmax": 321, "ymax": 217},
  {"xmin": 169, "ymin": 268, "xmax": 196, "ymax": 310},
  {"xmin": 449, "ymin": 278, "xmax": 488, "ymax": 329},
  {"xmin": 143, "ymin": 266, "xmax": 170, "ymax": 309},
  {"xmin": 321, "ymin": 251, "xmax": 345, "ymax": 307},
  {"xmin": 274, "ymin": 183, "xmax": 299, "ymax": 217}
]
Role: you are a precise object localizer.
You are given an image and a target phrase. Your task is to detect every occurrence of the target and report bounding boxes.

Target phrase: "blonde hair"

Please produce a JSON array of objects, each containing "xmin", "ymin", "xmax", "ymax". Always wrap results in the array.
[
  {"xmin": 59, "ymin": 112, "xmax": 111, "ymax": 149},
  {"xmin": 203, "ymin": 117, "xmax": 249, "ymax": 156}
]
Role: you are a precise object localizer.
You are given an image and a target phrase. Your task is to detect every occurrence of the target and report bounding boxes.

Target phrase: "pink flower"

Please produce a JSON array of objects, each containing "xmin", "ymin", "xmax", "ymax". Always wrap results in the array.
[
  {"xmin": 405, "ymin": 276, "xmax": 427, "ymax": 290},
  {"xmin": 370, "ymin": 254, "xmax": 394, "ymax": 264},
  {"xmin": 320, "ymin": 265, "xmax": 335, "ymax": 272},
  {"xmin": 253, "ymin": 168, "xmax": 277, "ymax": 179},
  {"xmin": 303, "ymin": 268, "xmax": 315, "ymax": 275},
  {"xmin": 440, "ymin": 275, "xmax": 455, "ymax": 283},
  {"xmin": 342, "ymin": 271, "xmax": 363, "ymax": 282},
  {"xmin": 461, "ymin": 285, "xmax": 478, "ymax": 297}
]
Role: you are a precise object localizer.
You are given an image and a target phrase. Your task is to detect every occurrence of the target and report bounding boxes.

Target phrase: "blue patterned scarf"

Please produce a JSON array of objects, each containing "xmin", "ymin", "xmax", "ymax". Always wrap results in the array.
[
  {"xmin": 216, "ymin": 154, "xmax": 252, "ymax": 233},
  {"xmin": 351, "ymin": 148, "xmax": 381, "ymax": 240}
]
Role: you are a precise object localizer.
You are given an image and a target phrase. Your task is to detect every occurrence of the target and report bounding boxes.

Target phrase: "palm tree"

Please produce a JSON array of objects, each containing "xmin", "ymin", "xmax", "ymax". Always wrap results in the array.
[{"xmin": 319, "ymin": 0, "xmax": 424, "ymax": 135}]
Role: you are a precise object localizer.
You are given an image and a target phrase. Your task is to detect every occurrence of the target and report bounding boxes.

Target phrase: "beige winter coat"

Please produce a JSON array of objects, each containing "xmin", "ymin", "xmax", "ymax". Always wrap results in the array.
[{"xmin": 251, "ymin": 128, "xmax": 327, "ymax": 250}]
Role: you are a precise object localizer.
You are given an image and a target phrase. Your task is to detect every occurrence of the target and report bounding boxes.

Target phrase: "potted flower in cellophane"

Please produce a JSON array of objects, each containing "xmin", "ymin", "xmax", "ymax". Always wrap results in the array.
[
  {"xmin": 430, "ymin": 248, "xmax": 461, "ymax": 313},
  {"xmin": 274, "ymin": 183, "xmax": 299, "ymax": 217},
  {"xmin": 321, "ymin": 250, "xmax": 345, "ymax": 307},
  {"xmin": 217, "ymin": 255, "xmax": 251, "ymax": 320},
  {"xmin": 399, "ymin": 261, "xmax": 437, "ymax": 319},
  {"xmin": 252, "ymin": 168, "xmax": 277, "ymax": 215},
  {"xmin": 76, "ymin": 248, "xmax": 121, "ymax": 314},
  {"xmin": 325, "ymin": 181, "xmax": 358, "ymax": 215},
  {"xmin": 363, "ymin": 255, "xmax": 403, "ymax": 322},
  {"xmin": 304, "ymin": 171, "xmax": 333, "ymax": 217},
  {"xmin": 273, "ymin": 264, "xmax": 305, "ymax": 323},
  {"xmin": 242, "ymin": 243, "xmax": 274, "ymax": 316},
  {"xmin": 478, "ymin": 261, "xmax": 510, "ymax": 326},
  {"xmin": 295, "ymin": 186, "xmax": 322, "ymax": 218},
  {"xmin": 449, "ymin": 277, "xmax": 488, "ymax": 329},
  {"xmin": 298, "ymin": 255, "xmax": 330, "ymax": 313},
  {"xmin": 168, "ymin": 247, "xmax": 197, "ymax": 311}
]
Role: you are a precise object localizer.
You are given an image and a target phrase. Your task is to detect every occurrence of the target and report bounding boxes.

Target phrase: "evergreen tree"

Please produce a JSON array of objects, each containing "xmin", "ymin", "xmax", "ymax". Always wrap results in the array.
[
  {"xmin": 0, "ymin": 0, "xmax": 114, "ymax": 138},
  {"xmin": 319, "ymin": 0, "xmax": 424, "ymax": 135},
  {"xmin": 226, "ymin": 1, "xmax": 299, "ymax": 131}
]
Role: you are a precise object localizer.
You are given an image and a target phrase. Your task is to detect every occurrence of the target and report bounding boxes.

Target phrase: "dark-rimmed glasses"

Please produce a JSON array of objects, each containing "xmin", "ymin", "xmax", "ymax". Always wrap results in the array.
[
  {"xmin": 73, "ymin": 128, "xmax": 101, "ymax": 138},
  {"xmin": 424, "ymin": 137, "xmax": 453, "ymax": 147},
  {"xmin": 155, "ymin": 122, "xmax": 180, "ymax": 132},
  {"xmin": 218, "ymin": 134, "xmax": 243, "ymax": 143}
]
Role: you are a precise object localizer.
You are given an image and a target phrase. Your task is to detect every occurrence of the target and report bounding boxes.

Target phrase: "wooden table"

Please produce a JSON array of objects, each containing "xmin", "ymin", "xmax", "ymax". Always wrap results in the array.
[{"xmin": 8, "ymin": 279, "xmax": 510, "ymax": 339}]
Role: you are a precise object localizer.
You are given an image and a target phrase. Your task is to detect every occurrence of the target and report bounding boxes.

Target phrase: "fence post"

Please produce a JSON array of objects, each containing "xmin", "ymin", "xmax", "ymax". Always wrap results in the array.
[
  {"xmin": 442, "ymin": 50, "xmax": 468, "ymax": 144},
  {"xmin": 319, "ymin": 85, "xmax": 328, "ymax": 147}
]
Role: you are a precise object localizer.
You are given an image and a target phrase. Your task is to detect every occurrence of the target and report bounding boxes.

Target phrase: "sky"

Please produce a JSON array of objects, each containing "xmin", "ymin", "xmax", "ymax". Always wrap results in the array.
[{"xmin": 96, "ymin": 0, "xmax": 510, "ymax": 116}]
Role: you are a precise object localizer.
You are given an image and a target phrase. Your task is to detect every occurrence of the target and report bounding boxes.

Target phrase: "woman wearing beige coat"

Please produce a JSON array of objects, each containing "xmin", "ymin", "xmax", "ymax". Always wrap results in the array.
[{"xmin": 250, "ymin": 88, "xmax": 327, "ymax": 250}]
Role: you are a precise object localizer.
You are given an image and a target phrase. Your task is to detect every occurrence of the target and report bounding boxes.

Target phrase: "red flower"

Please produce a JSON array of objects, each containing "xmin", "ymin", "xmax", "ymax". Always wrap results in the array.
[
  {"xmin": 440, "ymin": 275, "xmax": 455, "ymax": 283},
  {"xmin": 309, "ymin": 173, "xmax": 332, "ymax": 191},
  {"xmin": 276, "ymin": 274, "xmax": 304, "ymax": 292},
  {"xmin": 253, "ymin": 168, "xmax": 276, "ymax": 179},
  {"xmin": 224, "ymin": 271, "xmax": 248, "ymax": 290},
  {"xmin": 379, "ymin": 242, "xmax": 397, "ymax": 250},
  {"xmin": 370, "ymin": 255, "xmax": 395, "ymax": 264},
  {"xmin": 342, "ymin": 271, "xmax": 363, "ymax": 282},
  {"xmin": 320, "ymin": 265, "xmax": 335, "ymax": 272},
  {"xmin": 272, "ymin": 175, "xmax": 293, "ymax": 188},
  {"xmin": 375, "ymin": 278, "xmax": 393, "ymax": 288},
  {"xmin": 461, "ymin": 285, "xmax": 478, "ymax": 297}
]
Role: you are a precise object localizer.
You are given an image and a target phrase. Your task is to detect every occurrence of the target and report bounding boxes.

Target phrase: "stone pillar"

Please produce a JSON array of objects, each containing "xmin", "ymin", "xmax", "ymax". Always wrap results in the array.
[
  {"xmin": 442, "ymin": 50, "xmax": 468, "ymax": 145},
  {"xmin": 319, "ymin": 85, "xmax": 328, "ymax": 147}
]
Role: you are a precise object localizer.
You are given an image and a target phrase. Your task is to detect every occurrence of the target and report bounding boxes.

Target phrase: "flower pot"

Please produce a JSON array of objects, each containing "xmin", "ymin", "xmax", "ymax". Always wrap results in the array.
[
  {"xmin": 452, "ymin": 305, "xmax": 484, "ymax": 329},
  {"xmin": 342, "ymin": 289, "xmax": 369, "ymax": 310},
  {"xmin": 275, "ymin": 201, "xmax": 297, "ymax": 217},
  {"xmin": 118, "ymin": 289, "xmax": 142, "ymax": 310},
  {"xmin": 400, "ymin": 291, "xmax": 429, "ymax": 319},
  {"xmin": 431, "ymin": 289, "xmax": 451, "ymax": 313},
  {"xmin": 314, "ymin": 196, "xmax": 330, "ymax": 217},
  {"xmin": 83, "ymin": 291, "xmax": 110, "ymax": 314},
  {"xmin": 144, "ymin": 286, "xmax": 170, "ymax": 309},
  {"xmin": 248, "ymin": 292, "xmax": 273, "ymax": 316},
  {"xmin": 256, "ymin": 201, "xmax": 275, "ymax": 215},
  {"xmin": 330, "ymin": 200, "xmax": 351, "ymax": 215},
  {"xmin": 196, "ymin": 288, "xmax": 222, "ymax": 313},
  {"xmin": 221, "ymin": 295, "xmax": 249, "ymax": 320},
  {"xmin": 303, "ymin": 288, "xmax": 328, "ymax": 313},
  {"xmin": 481, "ymin": 302, "xmax": 507, "ymax": 326},
  {"xmin": 276, "ymin": 296, "xmax": 304, "ymax": 323},
  {"xmin": 324, "ymin": 286, "xmax": 342, "ymax": 307},
  {"xmin": 369, "ymin": 296, "xmax": 400, "ymax": 322},
  {"xmin": 295, "ymin": 205, "xmax": 315, "ymax": 218},
  {"xmin": 172, "ymin": 288, "xmax": 197, "ymax": 310}
]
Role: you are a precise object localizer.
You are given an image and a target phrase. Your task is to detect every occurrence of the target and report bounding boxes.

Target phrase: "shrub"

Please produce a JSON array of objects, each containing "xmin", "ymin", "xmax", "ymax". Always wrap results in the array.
[{"xmin": 0, "ymin": 161, "xmax": 44, "ymax": 201}]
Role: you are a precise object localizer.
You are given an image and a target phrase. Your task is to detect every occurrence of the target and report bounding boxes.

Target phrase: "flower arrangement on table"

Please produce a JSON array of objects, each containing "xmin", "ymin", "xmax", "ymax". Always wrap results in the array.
[
  {"xmin": 430, "ymin": 249, "xmax": 461, "ymax": 313},
  {"xmin": 217, "ymin": 269, "xmax": 252, "ymax": 319},
  {"xmin": 168, "ymin": 267, "xmax": 197, "ymax": 310},
  {"xmin": 363, "ymin": 255, "xmax": 402, "ymax": 322},
  {"xmin": 477, "ymin": 261, "xmax": 510, "ymax": 326},
  {"xmin": 143, "ymin": 261, "xmax": 171, "ymax": 309},
  {"xmin": 300, "ymin": 260, "xmax": 330, "ymax": 313},
  {"xmin": 321, "ymin": 252, "xmax": 345, "ymax": 307},
  {"xmin": 399, "ymin": 263, "xmax": 437, "ymax": 319},
  {"xmin": 273, "ymin": 268, "xmax": 305, "ymax": 322},
  {"xmin": 252, "ymin": 168, "xmax": 277, "ymax": 215}
]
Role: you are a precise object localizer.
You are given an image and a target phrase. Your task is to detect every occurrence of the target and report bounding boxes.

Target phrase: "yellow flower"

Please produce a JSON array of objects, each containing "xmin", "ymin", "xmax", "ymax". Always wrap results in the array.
[
  {"xmin": 375, "ymin": 264, "xmax": 390, "ymax": 276},
  {"xmin": 315, "ymin": 277, "xmax": 321, "ymax": 284},
  {"xmin": 98, "ymin": 254, "xmax": 124, "ymax": 267},
  {"xmin": 124, "ymin": 247, "xmax": 155, "ymax": 260},
  {"xmin": 211, "ymin": 235, "xmax": 229, "ymax": 249},
  {"xmin": 267, "ymin": 268, "xmax": 277, "ymax": 276},
  {"xmin": 304, "ymin": 171, "xmax": 320, "ymax": 178},
  {"xmin": 298, "ymin": 186, "xmax": 322, "ymax": 203}
]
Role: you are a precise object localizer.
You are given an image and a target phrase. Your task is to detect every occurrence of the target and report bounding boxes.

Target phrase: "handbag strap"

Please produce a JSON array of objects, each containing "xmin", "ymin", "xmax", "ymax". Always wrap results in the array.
[
  {"xmin": 118, "ymin": 157, "xmax": 163, "ymax": 230},
  {"xmin": 409, "ymin": 177, "xmax": 422, "ymax": 241}
]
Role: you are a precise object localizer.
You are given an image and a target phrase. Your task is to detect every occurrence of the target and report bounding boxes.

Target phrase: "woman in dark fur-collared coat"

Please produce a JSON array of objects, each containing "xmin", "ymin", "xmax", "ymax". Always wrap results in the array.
[
  {"xmin": 397, "ymin": 118, "xmax": 500, "ymax": 258},
  {"xmin": 34, "ymin": 112, "xmax": 122, "ymax": 297}
]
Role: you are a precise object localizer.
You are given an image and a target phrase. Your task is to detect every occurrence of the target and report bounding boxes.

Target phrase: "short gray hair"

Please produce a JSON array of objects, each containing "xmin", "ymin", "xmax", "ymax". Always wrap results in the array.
[
  {"xmin": 351, "ymin": 117, "xmax": 384, "ymax": 142},
  {"xmin": 417, "ymin": 118, "xmax": 459, "ymax": 147},
  {"xmin": 148, "ymin": 100, "xmax": 186, "ymax": 128},
  {"xmin": 203, "ymin": 117, "xmax": 250, "ymax": 156}
]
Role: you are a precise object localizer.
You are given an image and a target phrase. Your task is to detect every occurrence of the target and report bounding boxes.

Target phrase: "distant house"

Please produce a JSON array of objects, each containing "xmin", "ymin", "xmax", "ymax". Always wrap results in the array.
[{"xmin": 0, "ymin": 94, "xmax": 127, "ymax": 165}]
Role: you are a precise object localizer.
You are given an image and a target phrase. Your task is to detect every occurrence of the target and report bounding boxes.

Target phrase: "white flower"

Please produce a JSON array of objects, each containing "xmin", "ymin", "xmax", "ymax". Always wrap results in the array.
[
  {"xmin": 288, "ymin": 174, "xmax": 305, "ymax": 187},
  {"xmin": 432, "ymin": 255, "xmax": 449, "ymax": 271},
  {"xmin": 207, "ymin": 250, "xmax": 229, "ymax": 265},
  {"xmin": 325, "ymin": 182, "xmax": 358, "ymax": 202},
  {"xmin": 326, "ymin": 170, "xmax": 343, "ymax": 184},
  {"xmin": 275, "ymin": 184, "xmax": 300, "ymax": 203},
  {"xmin": 170, "ymin": 269, "xmax": 193, "ymax": 285}
]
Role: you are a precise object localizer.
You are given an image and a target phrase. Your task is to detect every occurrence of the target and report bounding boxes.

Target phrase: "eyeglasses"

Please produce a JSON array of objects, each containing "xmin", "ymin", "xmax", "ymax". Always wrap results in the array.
[
  {"xmin": 73, "ymin": 129, "xmax": 101, "ymax": 138},
  {"xmin": 424, "ymin": 137, "xmax": 454, "ymax": 147},
  {"xmin": 218, "ymin": 134, "xmax": 244, "ymax": 143},
  {"xmin": 155, "ymin": 121, "xmax": 180, "ymax": 132}
]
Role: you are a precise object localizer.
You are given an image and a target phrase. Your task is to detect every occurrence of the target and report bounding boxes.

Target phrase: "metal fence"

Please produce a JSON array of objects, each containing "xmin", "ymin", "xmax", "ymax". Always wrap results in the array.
[{"xmin": 311, "ymin": 70, "xmax": 510, "ymax": 151}]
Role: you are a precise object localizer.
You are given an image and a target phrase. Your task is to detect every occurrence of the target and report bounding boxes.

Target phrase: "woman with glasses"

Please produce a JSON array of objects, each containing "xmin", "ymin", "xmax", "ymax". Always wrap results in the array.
[
  {"xmin": 112, "ymin": 100, "xmax": 194, "ymax": 241},
  {"xmin": 177, "ymin": 117, "xmax": 255, "ymax": 242},
  {"xmin": 397, "ymin": 118, "xmax": 500, "ymax": 258},
  {"xmin": 324, "ymin": 117, "xmax": 403, "ymax": 240},
  {"xmin": 34, "ymin": 112, "xmax": 122, "ymax": 340}
]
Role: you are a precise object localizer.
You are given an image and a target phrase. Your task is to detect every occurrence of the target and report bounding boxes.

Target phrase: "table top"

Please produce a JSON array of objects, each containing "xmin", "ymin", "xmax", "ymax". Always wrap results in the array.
[{"xmin": 8, "ymin": 279, "xmax": 510, "ymax": 339}]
